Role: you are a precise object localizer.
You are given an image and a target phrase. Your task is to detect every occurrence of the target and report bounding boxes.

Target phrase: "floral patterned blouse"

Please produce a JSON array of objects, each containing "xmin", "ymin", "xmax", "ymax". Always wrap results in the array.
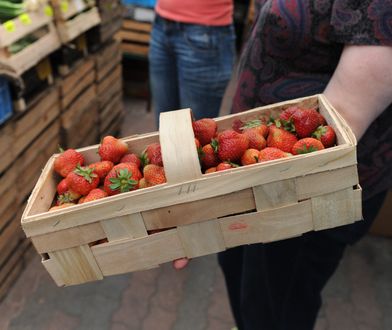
[{"xmin": 233, "ymin": 0, "xmax": 392, "ymax": 201}]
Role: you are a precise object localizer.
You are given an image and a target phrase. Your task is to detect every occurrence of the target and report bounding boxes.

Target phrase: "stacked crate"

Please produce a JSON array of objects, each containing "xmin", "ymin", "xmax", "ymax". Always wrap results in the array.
[
  {"xmin": 0, "ymin": 86, "xmax": 61, "ymax": 300},
  {"xmin": 59, "ymin": 57, "xmax": 99, "ymax": 148},
  {"xmin": 94, "ymin": 40, "xmax": 124, "ymax": 137}
]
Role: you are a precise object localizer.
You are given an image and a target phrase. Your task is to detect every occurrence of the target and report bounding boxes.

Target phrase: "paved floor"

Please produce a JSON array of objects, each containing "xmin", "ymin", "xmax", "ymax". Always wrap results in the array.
[{"xmin": 1, "ymin": 99, "xmax": 392, "ymax": 330}]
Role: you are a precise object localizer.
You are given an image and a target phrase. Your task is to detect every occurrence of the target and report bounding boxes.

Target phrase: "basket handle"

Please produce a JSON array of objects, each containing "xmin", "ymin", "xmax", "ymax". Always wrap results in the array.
[{"xmin": 159, "ymin": 109, "xmax": 203, "ymax": 184}]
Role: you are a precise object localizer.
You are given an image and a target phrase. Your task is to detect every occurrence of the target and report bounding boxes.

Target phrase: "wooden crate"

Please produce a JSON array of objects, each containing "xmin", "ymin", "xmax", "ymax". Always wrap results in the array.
[
  {"xmin": 0, "ymin": 6, "xmax": 61, "ymax": 74},
  {"xmin": 20, "ymin": 94, "xmax": 362, "ymax": 286},
  {"xmin": 59, "ymin": 57, "xmax": 95, "ymax": 109},
  {"xmin": 0, "ymin": 121, "xmax": 14, "ymax": 174},
  {"xmin": 99, "ymin": 93, "xmax": 123, "ymax": 137},
  {"xmin": 116, "ymin": 18, "xmax": 151, "ymax": 57},
  {"xmin": 51, "ymin": 0, "xmax": 101, "ymax": 44}
]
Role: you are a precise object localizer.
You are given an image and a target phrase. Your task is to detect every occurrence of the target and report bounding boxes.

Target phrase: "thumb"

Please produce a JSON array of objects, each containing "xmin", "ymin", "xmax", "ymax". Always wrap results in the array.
[{"xmin": 173, "ymin": 258, "xmax": 190, "ymax": 270}]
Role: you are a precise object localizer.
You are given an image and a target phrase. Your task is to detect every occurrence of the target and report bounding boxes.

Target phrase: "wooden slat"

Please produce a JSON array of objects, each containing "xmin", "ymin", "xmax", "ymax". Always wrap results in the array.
[
  {"xmin": 253, "ymin": 179, "xmax": 297, "ymax": 211},
  {"xmin": 32, "ymin": 222, "xmax": 106, "ymax": 253},
  {"xmin": 96, "ymin": 64, "xmax": 122, "ymax": 95},
  {"xmin": 101, "ymin": 213, "xmax": 148, "ymax": 241},
  {"xmin": 122, "ymin": 19, "xmax": 152, "ymax": 33},
  {"xmin": 95, "ymin": 39, "xmax": 121, "ymax": 69},
  {"xmin": 92, "ymin": 229, "xmax": 184, "ymax": 275},
  {"xmin": 220, "ymin": 200, "xmax": 314, "ymax": 248},
  {"xmin": 61, "ymin": 58, "xmax": 94, "ymax": 95},
  {"xmin": 61, "ymin": 71, "xmax": 95, "ymax": 109},
  {"xmin": 142, "ymin": 188, "xmax": 255, "ymax": 230},
  {"xmin": 41, "ymin": 257, "xmax": 65, "ymax": 287},
  {"xmin": 48, "ymin": 244, "xmax": 103, "ymax": 285},
  {"xmin": 177, "ymin": 219, "xmax": 225, "ymax": 258},
  {"xmin": 120, "ymin": 43, "xmax": 149, "ymax": 57},
  {"xmin": 98, "ymin": 78, "xmax": 122, "ymax": 108},
  {"xmin": 96, "ymin": 51, "xmax": 122, "ymax": 82},
  {"xmin": 117, "ymin": 30, "xmax": 150, "ymax": 43},
  {"xmin": 0, "ymin": 123, "xmax": 14, "ymax": 174},
  {"xmin": 312, "ymin": 187, "xmax": 359, "ymax": 231},
  {"xmin": 99, "ymin": 94, "xmax": 123, "ymax": 133}
]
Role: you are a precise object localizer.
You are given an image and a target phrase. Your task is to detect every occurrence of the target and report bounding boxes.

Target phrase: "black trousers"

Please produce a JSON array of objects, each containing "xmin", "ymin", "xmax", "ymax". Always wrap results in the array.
[{"xmin": 218, "ymin": 191, "xmax": 387, "ymax": 330}]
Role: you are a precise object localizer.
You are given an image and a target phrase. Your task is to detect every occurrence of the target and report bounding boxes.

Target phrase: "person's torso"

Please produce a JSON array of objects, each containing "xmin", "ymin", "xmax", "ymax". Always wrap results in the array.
[
  {"xmin": 156, "ymin": 0, "xmax": 233, "ymax": 26},
  {"xmin": 233, "ymin": 0, "xmax": 392, "ymax": 199}
]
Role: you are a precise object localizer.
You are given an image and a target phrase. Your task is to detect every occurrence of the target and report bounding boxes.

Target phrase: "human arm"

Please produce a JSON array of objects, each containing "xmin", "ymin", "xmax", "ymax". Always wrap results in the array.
[{"xmin": 324, "ymin": 44, "xmax": 392, "ymax": 141}]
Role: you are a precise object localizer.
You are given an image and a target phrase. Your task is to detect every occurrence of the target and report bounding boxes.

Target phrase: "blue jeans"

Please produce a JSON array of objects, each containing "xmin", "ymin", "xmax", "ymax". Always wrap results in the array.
[{"xmin": 149, "ymin": 15, "xmax": 236, "ymax": 126}]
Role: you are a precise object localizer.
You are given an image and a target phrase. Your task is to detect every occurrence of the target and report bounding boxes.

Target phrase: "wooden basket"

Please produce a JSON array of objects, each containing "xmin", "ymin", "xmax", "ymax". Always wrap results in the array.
[{"xmin": 20, "ymin": 94, "xmax": 362, "ymax": 286}]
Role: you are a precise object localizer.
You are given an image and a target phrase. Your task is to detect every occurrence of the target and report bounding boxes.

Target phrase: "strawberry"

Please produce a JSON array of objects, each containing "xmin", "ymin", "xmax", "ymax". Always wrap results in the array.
[
  {"xmin": 267, "ymin": 125, "xmax": 298, "ymax": 153},
  {"xmin": 205, "ymin": 167, "xmax": 217, "ymax": 174},
  {"xmin": 104, "ymin": 163, "xmax": 141, "ymax": 195},
  {"xmin": 292, "ymin": 138, "xmax": 325, "ymax": 155},
  {"xmin": 258, "ymin": 147, "xmax": 289, "ymax": 162},
  {"xmin": 53, "ymin": 148, "xmax": 85, "ymax": 177},
  {"xmin": 143, "ymin": 164, "xmax": 167, "ymax": 186},
  {"xmin": 192, "ymin": 118, "xmax": 217, "ymax": 146},
  {"xmin": 65, "ymin": 165, "xmax": 100, "ymax": 196},
  {"xmin": 216, "ymin": 162, "xmax": 239, "ymax": 171},
  {"xmin": 57, "ymin": 178, "xmax": 69, "ymax": 195},
  {"xmin": 317, "ymin": 112, "xmax": 327, "ymax": 126},
  {"xmin": 79, "ymin": 188, "xmax": 108, "ymax": 204},
  {"xmin": 241, "ymin": 149, "xmax": 260, "ymax": 166},
  {"xmin": 241, "ymin": 119, "xmax": 269, "ymax": 138},
  {"xmin": 279, "ymin": 106, "xmax": 300, "ymax": 122},
  {"xmin": 139, "ymin": 178, "xmax": 149, "ymax": 189},
  {"xmin": 98, "ymin": 136, "xmax": 129, "ymax": 164},
  {"xmin": 291, "ymin": 109, "xmax": 321, "ymax": 138},
  {"xmin": 141, "ymin": 142, "xmax": 163, "ymax": 167},
  {"xmin": 57, "ymin": 191, "xmax": 80, "ymax": 205},
  {"xmin": 312, "ymin": 125, "xmax": 336, "ymax": 148},
  {"xmin": 120, "ymin": 153, "xmax": 141, "ymax": 168},
  {"xmin": 242, "ymin": 128, "xmax": 267, "ymax": 150},
  {"xmin": 200, "ymin": 142, "xmax": 219, "ymax": 169},
  {"xmin": 216, "ymin": 130, "xmax": 249, "ymax": 162},
  {"xmin": 49, "ymin": 203, "xmax": 75, "ymax": 212},
  {"xmin": 232, "ymin": 119, "xmax": 244, "ymax": 133},
  {"xmin": 88, "ymin": 161, "xmax": 114, "ymax": 180}
]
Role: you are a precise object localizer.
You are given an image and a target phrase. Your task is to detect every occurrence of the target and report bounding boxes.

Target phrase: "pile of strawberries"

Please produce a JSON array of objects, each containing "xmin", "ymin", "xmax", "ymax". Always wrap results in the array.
[
  {"xmin": 194, "ymin": 105, "xmax": 336, "ymax": 173},
  {"xmin": 50, "ymin": 137, "xmax": 166, "ymax": 211},
  {"xmin": 49, "ymin": 105, "xmax": 336, "ymax": 211}
]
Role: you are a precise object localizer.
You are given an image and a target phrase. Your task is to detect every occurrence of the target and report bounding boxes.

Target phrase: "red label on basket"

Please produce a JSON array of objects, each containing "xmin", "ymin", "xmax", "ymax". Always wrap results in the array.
[{"xmin": 228, "ymin": 222, "xmax": 248, "ymax": 230}]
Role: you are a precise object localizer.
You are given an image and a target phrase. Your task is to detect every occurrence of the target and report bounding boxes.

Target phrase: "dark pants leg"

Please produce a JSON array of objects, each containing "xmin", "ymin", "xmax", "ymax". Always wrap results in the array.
[{"xmin": 218, "ymin": 190, "xmax": 387, "ymax": 330}]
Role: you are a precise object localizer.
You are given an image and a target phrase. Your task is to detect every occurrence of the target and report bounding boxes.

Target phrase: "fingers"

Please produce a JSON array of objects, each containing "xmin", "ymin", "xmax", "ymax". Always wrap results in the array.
[{"xmin": 173, "ymin": 257, "xmax": 189, "ymax": 270}]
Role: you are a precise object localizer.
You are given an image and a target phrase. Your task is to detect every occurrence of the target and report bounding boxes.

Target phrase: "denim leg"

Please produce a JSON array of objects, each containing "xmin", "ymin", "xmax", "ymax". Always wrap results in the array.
[
  {"xmin": 149, "ymin": 20, "xmax": 180, "ymax": 128},
  {"xmin": 176, "ymin": 25, "xmax": 236, "ymax": 119}
]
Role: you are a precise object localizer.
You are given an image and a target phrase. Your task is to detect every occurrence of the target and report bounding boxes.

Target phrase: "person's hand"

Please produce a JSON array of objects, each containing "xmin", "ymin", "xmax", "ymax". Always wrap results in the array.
[{"xmin": 173, "ymin": 257, "xmax": 190, "ymax": 270}]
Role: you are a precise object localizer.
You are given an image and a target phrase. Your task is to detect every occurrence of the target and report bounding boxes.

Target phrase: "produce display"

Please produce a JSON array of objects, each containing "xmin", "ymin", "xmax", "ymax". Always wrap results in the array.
[{"xmin": 50, "ymin": 105, "xmax": 336, "ymax": 211}]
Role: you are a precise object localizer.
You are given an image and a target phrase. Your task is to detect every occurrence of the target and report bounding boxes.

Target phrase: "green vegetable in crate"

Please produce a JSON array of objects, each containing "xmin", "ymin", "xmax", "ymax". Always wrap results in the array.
[{"xmin": 0, "ymin": 1, "xmax": 24, "ymax": 21}]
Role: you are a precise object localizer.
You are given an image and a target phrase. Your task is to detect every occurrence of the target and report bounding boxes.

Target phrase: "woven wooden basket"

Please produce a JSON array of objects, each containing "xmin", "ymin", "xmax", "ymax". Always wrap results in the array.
[{"xmin": 21, "ymin": 94, "xmax": 362, "ymax": 286}]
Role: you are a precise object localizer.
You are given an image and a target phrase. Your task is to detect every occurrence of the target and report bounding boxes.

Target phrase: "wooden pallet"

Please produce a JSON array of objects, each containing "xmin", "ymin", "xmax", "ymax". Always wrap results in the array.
[
  {"xmin": 0, "ymin": 168, "xmax": 18, "ymax": 231},
  {"xmin": 21, "ymin": 94, "xmax": 362, "ymax": 286},
  {"xmin": 99, "ymin": 91, "xmax": 123, "ymax": 136},
  {"xmin": 116, "ymin": 19, "xmax": 151, "ymax": 57},
  {"xmin": 0, "ymin": 6, "xmax": 61, "ymax": 74},
  {"xmin": 52, "ymin": 1, "xmax": 101, "ymax": 44},
  {"xmin": 0, "ymin": 121, "xmax": 14, "ymax": 175}
]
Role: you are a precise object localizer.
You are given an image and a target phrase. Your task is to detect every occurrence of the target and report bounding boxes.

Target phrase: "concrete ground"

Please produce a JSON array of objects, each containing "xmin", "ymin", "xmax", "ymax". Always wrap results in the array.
[{"xmin": 1, "ymin": 98, "xmax": 392, "ymax": 330}]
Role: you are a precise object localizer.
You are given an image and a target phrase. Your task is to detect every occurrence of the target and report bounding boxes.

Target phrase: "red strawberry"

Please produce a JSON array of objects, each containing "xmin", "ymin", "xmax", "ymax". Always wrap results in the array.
[
  {"xmin": 312, "ymin": 125, "xmax": 336, "ymax": 148},
  {"xmin": 104, "ymin": 163, "xmax": 141, "ymax": 195},
  {"xmin": 279, "ymin": 106, "xmax": 300, "ymax": 122},
  {"xmin": 57, "ymin": 178, "xmax": 69, "ymax": 195},
  {"xmin": 98, "ymin": 136, "xmax": 129, "ymax": 163},
  {"xmin": 88, "ymin": 161, "xmax": 114, "ymax": 180},
  {"xmin": 192, "ymin": 118, "xmax": 217, "ymax": 146},
  {"xmin": 258, "ymin": 147, "xmax": 289, "ymax": 162},
  {"xmin": 120, "ymin": 153, "xmax": 141, "ymax": 168},
  {"xmin": 317, "ymin": 112, "xmax": 327, "ymax": 126},
  {"xmin": 216, "ymin": 130, "xmax": 249, "ymax": 162},
  {"xmin": 143, "ymin": 164, "xmax": 167, "ymax": 186},
  {"xmin": 267, "ymin": 125, "xmax": 298, "ymax": 153},
  {"xmin": 216, "ymin": 162, "xmax": 239, "ymax": 171},
  {"xmin": 241, "ymin": 119, "xmax": 269, "ymax": 138},
  {"xmin": 242, "ymin": 128, "xmax": 267, "ymax": 150},
  {"xmin": 241, "ymin": 149, "xmax": 260, "ymax": 166},
  {"xmin": 141, "ymin": 142, "xmax": 163, "ymax": 167},
  {"xmin": 291, "ymin": 109, "xmax": 321, "ymax": 138},
  {"xmin": 53, "ymin": 148, "xmax": 85, "ymax": 177},
  {"xmin": 65, "ymin": 165, "xmax": 100, "ymax": 196},
  {"xmin": 205, "ymin": 167, "xmax": 217, "ymax": 174},
  {"xmin": 195, "ymin": 138, "xmax": 201, "ymax": 149},
  {"xmin": 292, "ymin": 138, "xmax": 325, "ymax": 155},
  {"xmin": 200, "ymin": 142, "xmax": 219, "ymax": 169},
  {"xmin": 79, "ymin": 188, "xmax": 108, "ymax": 204},
  {"xmin": 232, "ymin": 119, "xmax": 244, "ymax": 133}
]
